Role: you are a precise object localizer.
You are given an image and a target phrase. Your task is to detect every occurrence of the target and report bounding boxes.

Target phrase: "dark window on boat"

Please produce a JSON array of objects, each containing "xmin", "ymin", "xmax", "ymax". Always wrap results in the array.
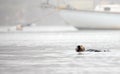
[{"xmin": 104, "ymin": 7, "xmax": 111, "ymax": 11}]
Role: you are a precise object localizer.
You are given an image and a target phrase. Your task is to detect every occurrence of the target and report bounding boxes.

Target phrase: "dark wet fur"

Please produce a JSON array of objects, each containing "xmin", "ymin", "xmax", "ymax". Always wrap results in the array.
[{"xmin": 86, "ymin": 49, "xmax": 102, "ymax": 52}]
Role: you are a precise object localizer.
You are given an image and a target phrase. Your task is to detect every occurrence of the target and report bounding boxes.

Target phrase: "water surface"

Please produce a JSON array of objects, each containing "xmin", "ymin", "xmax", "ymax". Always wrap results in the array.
[{"xmin": 0, "ymin": 30, "xmax": 120, "ymax": 74}]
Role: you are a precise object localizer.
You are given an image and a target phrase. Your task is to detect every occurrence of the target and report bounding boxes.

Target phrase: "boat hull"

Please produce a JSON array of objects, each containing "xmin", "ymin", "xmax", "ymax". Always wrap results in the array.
[{"xmin": 60, "ymin": 10, "xmax": 120, "ymax": 29}]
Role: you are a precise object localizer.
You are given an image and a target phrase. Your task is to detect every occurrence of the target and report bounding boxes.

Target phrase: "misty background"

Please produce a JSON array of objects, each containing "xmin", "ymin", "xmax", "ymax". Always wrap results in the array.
[
  {"xmin": 0, "ymin": 0, "xmax": 67, "ymax": 26},
  {"xmin": 0, "ymin": 0, "xmax": 120, "ymax": 26}
]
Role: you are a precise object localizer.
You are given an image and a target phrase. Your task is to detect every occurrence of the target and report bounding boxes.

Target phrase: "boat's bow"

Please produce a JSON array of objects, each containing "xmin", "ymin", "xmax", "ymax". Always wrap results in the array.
[{"xmin": 60, "ymin": 10, "xmax": 120, "ymax": 29}]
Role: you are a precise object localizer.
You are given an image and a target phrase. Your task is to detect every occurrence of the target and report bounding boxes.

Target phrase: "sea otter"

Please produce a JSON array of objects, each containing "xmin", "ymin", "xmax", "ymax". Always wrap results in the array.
[
  {"xmin": 75, "ymin": 45, "xmax": 109, "ymax": 52},
  {"xmin": 76, "ymin": 45, "xmax": 85, "ymax": 52}
]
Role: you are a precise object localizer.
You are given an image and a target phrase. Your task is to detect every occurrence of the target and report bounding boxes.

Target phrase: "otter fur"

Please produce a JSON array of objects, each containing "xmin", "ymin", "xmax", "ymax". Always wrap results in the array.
[{"xmin": 75, "ymin": 45, "xmax": 109, "ymax": 52}]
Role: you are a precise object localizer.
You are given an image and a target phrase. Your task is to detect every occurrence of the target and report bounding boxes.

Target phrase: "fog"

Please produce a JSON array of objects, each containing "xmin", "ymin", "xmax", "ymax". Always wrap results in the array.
[{"xmin": 0, "ymin": 0, "xmax": 120, "ymax": 26}]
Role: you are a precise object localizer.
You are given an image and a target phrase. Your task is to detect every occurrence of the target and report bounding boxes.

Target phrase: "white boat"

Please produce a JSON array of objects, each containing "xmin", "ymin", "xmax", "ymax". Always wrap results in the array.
[{"xmin": 60, "ymin": 10, "xmax": 120, "ymax": 29}]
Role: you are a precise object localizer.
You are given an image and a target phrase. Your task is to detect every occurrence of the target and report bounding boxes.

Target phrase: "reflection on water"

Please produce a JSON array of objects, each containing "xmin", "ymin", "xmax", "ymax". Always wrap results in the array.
[{"xmin": 0, "ymin": 30, "xmax": 120, "ymax": 74}]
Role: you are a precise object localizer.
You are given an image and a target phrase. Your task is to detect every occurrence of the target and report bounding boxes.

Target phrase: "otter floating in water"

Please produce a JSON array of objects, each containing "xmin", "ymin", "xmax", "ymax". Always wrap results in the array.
[{"xmin": 75, "ymin": 45, "xmax": 109, "ymax": 52}]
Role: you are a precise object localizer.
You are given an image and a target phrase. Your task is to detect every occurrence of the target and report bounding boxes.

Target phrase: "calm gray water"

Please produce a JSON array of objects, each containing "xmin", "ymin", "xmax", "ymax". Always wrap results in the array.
[{"xmin": 0, "ymin": 30, "xmax": 120, "ymax": 74}]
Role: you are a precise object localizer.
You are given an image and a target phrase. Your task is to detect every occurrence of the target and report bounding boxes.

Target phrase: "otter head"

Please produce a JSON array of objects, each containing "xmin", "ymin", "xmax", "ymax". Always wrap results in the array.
[
  {"xmin": 76, "ymin": 45, "xmax": 85, "ymax": 52},
  {"xmin": 80, "ymin": 45, "xmax": 85, "ymax": 51}
]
